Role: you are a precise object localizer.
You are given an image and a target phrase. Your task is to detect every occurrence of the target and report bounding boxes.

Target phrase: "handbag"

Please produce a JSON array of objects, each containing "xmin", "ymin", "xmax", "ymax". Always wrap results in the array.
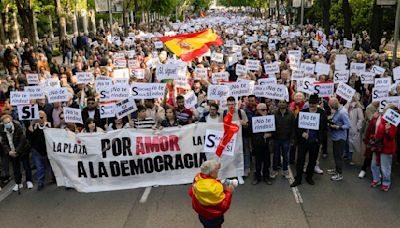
[{"xmin": 368, "ymin": 137, "xmax": 383, "ymax": 153}]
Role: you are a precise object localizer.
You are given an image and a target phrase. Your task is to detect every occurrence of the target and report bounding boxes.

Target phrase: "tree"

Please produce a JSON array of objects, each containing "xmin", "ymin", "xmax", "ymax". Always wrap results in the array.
[
  {"xmin": 369, "ymin": 0, "xmax": 382, "ymax": 50},
  {"xmin": 342, "ymin": 0, "xmax": 352, "ymax": 39},
  {"xmin": 15, "ymin": 0, "xmax": 38, "ymax": 47},
  {"xmin": 320, "ymin": 0, "xmax": 331, "ymax": 35}
]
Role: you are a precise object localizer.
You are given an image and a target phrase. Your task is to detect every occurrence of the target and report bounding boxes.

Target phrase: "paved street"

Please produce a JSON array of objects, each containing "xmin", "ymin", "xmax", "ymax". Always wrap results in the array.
[{"xmin": 1, "ymin": 149, "xmax": 400, "ymax": 228}]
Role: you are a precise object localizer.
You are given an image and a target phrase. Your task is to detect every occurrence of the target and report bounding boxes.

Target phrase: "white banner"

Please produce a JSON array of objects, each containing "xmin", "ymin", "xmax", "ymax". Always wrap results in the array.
[
  {"xmin": 264, "ymin": 62, "xmax": 280, "ymax": 74},
  {"xmin": 44, "ymin": 123, "xmax": 243, "ymax": 192},
  {"xmin": 333, "ymin": 70, "xmax": 349, "ymax": 83},
  {"xmin": 253, "ymin": 84, "xmax": 288, "ymax": 101},
  {"xmin": 236, "ymin": 64, "xmax": 248, "ymax": 76},
  {"xmin": 76, "ymin": 72, "xmax": 94, "ymax": 84},
  {"xmin": 252, "ymin": 115, "xmax": 275, "ymax": 133},
  {"xmin": 211, "ymin": 72, "xmax": 229, "ymax": 84},
  {"xmin": 194, "ymin": 68, "xmax": 208, "ymax": 80}
]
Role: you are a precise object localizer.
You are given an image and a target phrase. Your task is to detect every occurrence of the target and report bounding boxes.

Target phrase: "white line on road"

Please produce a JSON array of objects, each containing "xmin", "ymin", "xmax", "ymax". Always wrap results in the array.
[
  {"xmin": 0, "ymin": 183, "xmax": 14, "ymax": 203},
  {"xmin": 288, "ymin": 167, "xmax": 304, "ymax": 204},
  {"xmin": 139, "ymin": 187, "xmax": 152, "ymax": 203}
]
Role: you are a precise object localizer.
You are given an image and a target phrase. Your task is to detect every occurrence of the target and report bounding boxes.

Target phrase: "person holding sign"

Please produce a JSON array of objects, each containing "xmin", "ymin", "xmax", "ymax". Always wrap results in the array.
[
  {"xmin": 370, "ymin": 106, "xmax": 399, "ymax": 192},
  {"xmin": 291, "ymin": 95, "xmax": 327, "ymax": 187},
  {"xmin": 189, "ymin": 160, "xmax": 235, "ymax": 228},
  {"xmin": 327, "ymin": 98, "xmax": 351, "ymax": 181},
  {"xmin": 251, "ymin": 103, "xmax": 273, "ymax": 185}
]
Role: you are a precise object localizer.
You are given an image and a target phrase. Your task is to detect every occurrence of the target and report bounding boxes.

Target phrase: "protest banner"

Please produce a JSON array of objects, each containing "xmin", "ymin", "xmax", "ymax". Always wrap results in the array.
[
  {"xmin": 100, "ymin": 103, "xmax": 116, "ymax": 119},
  {"xmin": 313, "ymin": 82, "xmax": 334, "ymax": 97},
  {"xmin": 383, "ymin": 109, "xmax": 400, "ymax": 126},
  {"xmin": 335, "ymin": 54, "xmax": 348, "ymax": 70},
  {"xmin": 298, "ymin": 112, "xmax": 320, "ymax": 130},
  {"xmin": 315, "ymin": 62, "xmax": 330, "ymax": 76},
  {"xmin": 236, "ymin": 64, "xmax": 248, "ymax": 76},
  {"xmin": 211, "ymin": 72, "xmax": 229, "ymax": 84},
  {"xmin": 26, "ymin": 73, "xmax": 39, "ymax": 85},
  {"xmin": 232, "ymin": 45, "xmax": 242, "ymax": 53},
  {"xmin": 371, "ymin": 65, "xmax": 385, "ymax": 76},
  {"xmin": 63, "ymin": 107, "xmax": 83, "ymax": 124},
  {"xmin": 211, "ymin": 52, "xmax": 224, "ymax": 63},
  {"xmin": 24, "ymin": 86, "xmax": 45, "ymax": 100},
  {"xmin": 264, "ymin": 62, "xmax": 280, "ymax": 74},
  {"xmin": 194, "ymin": 68, "xmax": 208, "ymax": 80},
  {"xmin": 113, "ymin": 52, "xmax": 125, "ymax": 59},
  {"xmin": 184, "ymin": 91, "xmax": 197, "ymax": 109},
  {"xmin": 207, "ymin": 85, "xmax": 230, "ymax": 101},
  {"xmin": 360, "ymin": 72, "xmax": 375, "ymax": 84},
  {"xmin": 253, "ymin": 84, "xmax": 288, "ymax": 101},
  {"xmin": 128, "ymin": 59, "xmax": 139, "ymax": 67},
  {"xmin": 318, "ymin": 45, "xmax": 327, "ymax": 54},
  {"xmin": 300, "ymin": 63, "xmax": 315, "ymax": 75},
  {"xmin": 333, "ymin": 70, "xmax": 349, "ymax": 83},
  {"xmin": 252, "ymin": 115, "xmax": 276, "ymax": 133},
  {"xmin": 246, "ymin": 59, "xmax": 261, "ymax": 71},
  {"xmin": 204, "ymin": 129, "xmax": 237, "ymax": 157},
  {"xmin": 131, "ymin": 83, "xmax": 166, "ymax": 99},
  {"xmin": 371, "ymin": 87, "xmax": 388, "ymax": 101},
  {"xmin": 76, "ymin": 72, "xmax": 94, "ymax": 84},
  {"xmin": 10, "ymin": 91, "xmax": 30, "ymax": 106},
  {"xmin": 115, "ymin": 97, "xmax": 137, "ymax": 119},
  {"xmin": 228, "ymin": 80, "xmax": 254, "ymax": 97},
  {"xmin": 378, "ymin": 96, "xmax": 400, "ymax": 112},
  {"xmin": 225, "ymin": 39, "xmax": 235, "ymax": 47},
  {"xmin": 336, "ymin": 82, "xmax": 356, "ymax": 102},
  {"xmin": 47, "ymin": 87, "xmax": 69, "ymax": 103},
  {"xmin": 156, "ymin": 63, "xmax": 180, "ymax": 81},
  {"xmin": 44, "ymin": 122, "xmax": 244, "ymax": 192},
  {"xmin": 17, "ymin": 104, "xmax": 39, "ymax": 121},
  {"xmin": 95, "ymin": 77, "xmax": 113, "ymax": 92}
]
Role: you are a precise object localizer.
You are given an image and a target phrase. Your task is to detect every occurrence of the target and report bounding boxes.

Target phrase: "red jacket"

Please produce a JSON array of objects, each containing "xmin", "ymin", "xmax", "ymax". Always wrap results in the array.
[
  {"xmin": 375, "ymin": 118, "xmax": 398, "ymax": 155},
  {"xmin": 188, "ymin": 174, "xmax": 232, "ymax": 219}
]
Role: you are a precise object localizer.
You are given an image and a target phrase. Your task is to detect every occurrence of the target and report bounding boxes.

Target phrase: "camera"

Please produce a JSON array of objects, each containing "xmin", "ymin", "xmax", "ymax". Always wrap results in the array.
[{"xmin": 222, "ymin": 179, "xmax": 238, "ymax": 188}]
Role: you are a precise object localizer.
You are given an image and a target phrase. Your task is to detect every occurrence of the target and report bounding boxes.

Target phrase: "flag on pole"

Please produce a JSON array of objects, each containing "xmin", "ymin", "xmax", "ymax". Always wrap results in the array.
[
  {"xmin": 215, "ymin": 107, "xmax": 239, "ymax": 157},
  {"xmin": 159, "ymin": 29, "xmax": 223, "ymax": 62}
]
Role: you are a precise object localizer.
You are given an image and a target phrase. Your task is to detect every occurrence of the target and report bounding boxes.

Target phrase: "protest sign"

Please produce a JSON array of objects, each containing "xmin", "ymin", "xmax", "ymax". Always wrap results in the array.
[
  {"xmin": 371, "ymin": 65, "xmax": 385, "ymax": 76},
  {"xmin": 297, "ymin": 77, "xmax": 316, "ymax": 94},
  {"xmin": 232, "ymin": 45, "xmax": 242, "ymax": 53},
  {"xmin": 378, "ymin": 96, "xmax": 400, "ymax": 112},
  {"xmin": 26, "ymin": 73, "xmax": 39, "ymax": 85},
  {"xmin": 383, "ymin": 109, "xmax": 400, "ymax": 126},
  {"xmin": 318, "ymin": 45, "xmax": 327, "ymax": 54},
  {"xmin": 46, "ymin": 78, "xmax": 61, "ymax": 88},
  {"xmin": 371, "ymin": 87, "xmax": 388, "ymax": 101},
  {"xmin": 336, "ymin": 82, "xmax": 356, "ymax": 102},
  {"xmin": 360, "ymin": 72, "xmax": 375, "ymax": 84},
  {"xmin": 245, "ymin": 59, "xmax": 261, "ymax": 71},
  {"xmin": 211, "ymin": 52, "xmax": 224, "ymax": 63},
  {"xmin": 110, "ymin": 84, "xmax": 131, "ymax": 100},
  {"xmin": 10, "ymin": 91, "xmax": 30, "ymax": 106},
  {"xmin": 225, "ymin": 39, "xmax": 235, "ymax": 47},
  {"xmin": 259, "ymin": 36, "xmax": 268, "ymax": 42},
  {"xmin": 100, "ymin": 103, "xmax": 116, "ymax": 119},
  {"xmin": 113, "ymin": 59, "xmax": 127, "ymax": 68},
  {"xmin": 126, "ymin": 50, "xmax": 135, "ymax": 59},
  {"xmin": 95, "ymin": 77, "xmax": 113, "ymax": 92},
  {"xmin": 252, "ymin": 115, "xmax": 276, "ymax": 133},
  {"xmin": 333, "ymin": 70, "xmax": 349, "ymax": 83},
  {"xmin": 375, "ymin": 77, "xmax": 391, "ymax": 90},
  {"xmin": 113, "ymin": 68, "xmax": 130, "ymax": 78},
  {"xmin": 194, "ymin": 68, "xmax": 208, "ymax": 80},
  {"xmin": 154, "ymin": 41, "xmax": 164, "ymax": 49},
  {"xmin": 343, "ymin": 39, "xmax": 353, "ymax": 48},
  {"xmin": 393, "ymin": 66, "xmax": 400, "ymax": 81},
  {"xmin": 315, "ymin": 62, "xmax": 330, "ymax": 76},
  {"xmin": 115, "ymin": 97, "xmax": 137, "ymax": 119},
  {"xmin": 291, "ymin": 70, "xmax": 304, "ymax": 80},
  {"xmin": 47, "ymin": 87, "xmax": 69, "ymax": 103},
  {"xmin": 204, "ymin": 129, "xmax": 237, "ymax": 157},
  {"xmin": 258, "ymin": 78, "xmax": 277, "ymax": 85},
  {"xmin": 17, "ymin": 104, "xmax": 39, "ymax": 121},
  {"xmin": 63, "ymin": 107, "xmax": 83, "ymax": 124},
  {"xmin": 300, "ymin": 63, "xmax": 315, "ymax": 75},
  {"xmin": 211, "ymin": 72, "xmax": 229, "ymax": 84},
  {"xmin": 313, "ymin": 82, "xmax": 334, "ymax": 97},
  {"xmin": 24, "ymin": 86, "xmax": 45, "ymax": 100},
  {"xmin": 131, "ymin": 83, "xmax": 166, "ymax": 99},
  {"xmin": 228, "ymin": 80, "xmax": 254, "ymax": 97},
  {"xmin": 236, "ymin": 64, "xmax": 248, "ymax": 76},
  {"xmin": 113, "ymin": 52, "xmax": 125, "ymax": 59},
  {"xmin": 207, "ymin": 85, "xmax": 230, "ymax": 101},
  {"xmin": 76, "ymin": 72, "xmax": 94, "ymax": 84},
  {"xmin": 156, "ymin": 63, "xmax": 179, "ymax": 80},
  {"xmin": 350, "ymin": 63, "xmax": 366, "ymax": 75},
  {"xmin": 184, "ymin": 91, "xmax": 197, "ymax": 109},
  {"xmin": 128, "ymin": 59, "xmax": 139, "ymax": 67},
  {"xmin": 253, "ymin": 84, "xmax": 287, "ymax": 101},
  {"xmin": 298, "ymin": 112, "xmax": 320, "ymax": 130},
  {"xmin": 335, "ymin": 54, "xmax": 348, "ymax": 70},
  {"xmin": 130, "ymin": 67, "xmax": 145, "ymax": 79},
  {"xmin": 264, "ymin": 62, "xmax": 280, "ymax": 74}
]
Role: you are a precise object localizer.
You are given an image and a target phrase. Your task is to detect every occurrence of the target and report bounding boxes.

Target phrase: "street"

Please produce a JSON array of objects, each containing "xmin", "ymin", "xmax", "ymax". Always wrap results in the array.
[{"xmin": 1, "ymin": 150, "xmax": 400, "ymax": 228}]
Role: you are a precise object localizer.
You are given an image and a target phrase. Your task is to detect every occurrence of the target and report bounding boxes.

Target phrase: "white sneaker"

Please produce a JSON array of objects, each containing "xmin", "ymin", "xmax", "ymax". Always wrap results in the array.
[
  {"xmin": 283, "ymin": 170, "xmax": 290, "ymax": 179},
  {"xmin": 270, "ymin": 170, "xmax": 278, "ymax": 179},
  {"xmin": 237, "ymin": 176, "xmax": 245, "ymax": 185},
  {"xmin": 12, "ymin": 184, "xmax": 23, "ymax": 192},
  {"xmin": 358, "ymin": 170, "xmax": 366, "ymax": 179},
  {"xmin": 314, "ymin": 166, "xmax": 324, "ymax": 174},
  {"xmin": 26, "ymin": 181, "xmax": 33, "ymax": 189},
  {"xmin": 331, "ymin": 173, "xmax": 343, "ymax": 181}
]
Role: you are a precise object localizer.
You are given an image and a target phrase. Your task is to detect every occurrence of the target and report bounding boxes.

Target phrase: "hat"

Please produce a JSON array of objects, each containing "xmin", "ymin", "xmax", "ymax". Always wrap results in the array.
[{"xmin": 309, "ymin": 94, "xmax": 319, "ymax": 104}]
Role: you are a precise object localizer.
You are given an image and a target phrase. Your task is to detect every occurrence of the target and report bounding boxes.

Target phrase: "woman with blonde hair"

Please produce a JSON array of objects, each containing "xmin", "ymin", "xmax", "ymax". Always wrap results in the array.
[{"xmin": 344, "ymin": 92, "xmax": 364, "ymax": 165}]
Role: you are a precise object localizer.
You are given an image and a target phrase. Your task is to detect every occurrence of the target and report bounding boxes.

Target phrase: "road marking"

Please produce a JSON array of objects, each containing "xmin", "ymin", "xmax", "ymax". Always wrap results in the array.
[
  {"xmin": 288, "ymin": 167, "xmax": 304, "ymax": 204},
  {"xmin": 139, "ymin": 187, "xmax": 152, "ymax": 203},
  {"xmin": 0, "ymin": 183, "xmax": 14, "ymax": 203}
]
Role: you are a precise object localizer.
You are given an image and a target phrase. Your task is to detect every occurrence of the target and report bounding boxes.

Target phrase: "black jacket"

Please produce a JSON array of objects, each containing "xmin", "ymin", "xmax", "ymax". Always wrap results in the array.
[
  {"xmin": 0, "ymin": 121, "xmax": 31, "ymax": 157},
  {"xmin": 296, "ymin": 108, "xmax": 327, "ymax": 144}
]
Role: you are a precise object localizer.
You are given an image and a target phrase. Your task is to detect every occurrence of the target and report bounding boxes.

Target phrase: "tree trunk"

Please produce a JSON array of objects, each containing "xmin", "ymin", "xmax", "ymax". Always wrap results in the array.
[
  {"xmin": 72, "ymin": 12, "xmax": 78, "ymax": 35},
  {"xmin": 343, "ymin": 0, "xmax": 352, "ymax": 39},
  {"xmin": 48, "ymin": 14, "xmax": 54, "ymax": 39},
  {"xmin": 0, "ymin": 14, "xmax": 5, "ymax": 44},
  {"xmin": 370, "ymin": 1, "xmax": 383, "ymax": 50},
  {"xmin": 33, "ymin": 11, "xmax": 39, "ymax": 41},
  {"xmin": 99, "ymin": 19, "xmax": 104, "ymax": 30},
  {"xmin": 320, "ymin": 0, "xmax": 331, "ymax": 35},
  {"xmin": 123, "ymin": 8, "xmax": 129, "ymax": 36},
  {"xmin": 15, "ymin": 0, "xmax": 37, "ymax": 48},
  {"xmin": 82, "ymin": 10, "xmax": 88, "ymax": 35},
  {"xmin": 90, "ymin": 10, "xmax": 96, "ymax": 33},
  {"xmin": 55, "ymin": 0, "xmax": 66, "ymax": 41},
  {"xmin": 11, "ymin": 11, "xmax": 21, "ymax": 42}
]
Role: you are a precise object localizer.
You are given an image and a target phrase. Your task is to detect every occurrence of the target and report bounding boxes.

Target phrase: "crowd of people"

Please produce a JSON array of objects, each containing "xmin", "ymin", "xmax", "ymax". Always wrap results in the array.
[{"xmin": 0, "ymin": 9, "xmax": 399, "ymax": 194}]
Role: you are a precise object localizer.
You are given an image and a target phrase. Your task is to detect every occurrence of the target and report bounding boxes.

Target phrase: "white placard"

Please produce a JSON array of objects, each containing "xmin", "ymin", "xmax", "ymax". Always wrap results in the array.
[
  {"xmin": 154, "ymin": 41, "xmax": 164, "ymax": 49},
  {"xmin": 253, "ymin": 84, "xmax": 288, "ymax": 101},
  {"xmin": 115, "ymin": 97, "xmax": 137, "ymax": 119},
  {"xmin": 128, "ymin": 59, "xmax": 139, "ymax": 67},
  {"xmin": 236, "ymin": 64, "xmax": 248, "ymax": 76},
  {"xmin": 211, "ymin": 53, "xmax": 224, "ymax": 63},
  {"xmin": 113, "ymin": 68, "xmax": 130, "ymax": 78},
  {"xmin": 298, "ymin": 112, "xmax": 320, "ymax": 130},
  {"xmin": 130, "ymin": 68, "xmax": 145, "ymax": 79},
  {"xmin": 10, "ymin": 91, "xmax": 30, "ymax": 106},
  {"xmin": 297, "ymin": 77, "xmax": 316, "ymax": 94},
  {"xmin": 288, "ymin": 54, "xmax": 301, "ymax": 70},
  {"xmin": 264, "ymin": 62, "xmax": 280, "ymax": 74},
  {"xmin": 46, "ymin": 78, "xmax": 61, "ymax": 88},
  {"xmin": 333, "ymin": 70, "xmax": 349, "ymax": 83},
  {"xmin": 232, "ymin": 45, "xmax": 242, "ymax": 53},
  {"xmin": 360, "ymin": 72, "xmax": 375, "ymax": 84},
  {"xmin": 207, "ymin": 85, "xmax": 230, "ymax": 101},
  {"xmin": 313, "ymin": 82, "xmax": 334, "ymax": 97},
  {"xmin": 375, "ymin": 77, "xmax": 391, "ymax": 89},
  {"xmin": 335, "ymin": 82, "xmax": 356, "ymax": 102},
  {"xmin": 24, "ymin": 86, "xmax": 45, "ymax": 100},
  {"xmin": 259, "ymin": 36, "xmax": 268, "ymax": 42},
  {"xmin": 203, "ymin": 129, "xmax": 237, "ymax": 157},
  {"xmin": 63, "ymin": 107, "xmax": 83, "ymax": 124},
  {"xmin": 17, "ymin": 104, "xmax": 39, "ymax": 120},
  {"xmin": 211, "ymin": 72, "xmax": 229, "ymax": 84},
  {"xmin": 371, "ymin": 65, "xmax": 385, "ymax": 76},
  {"xmin": 110, "ymin": 84, "xmax": 131, "ymax": 100},
  {"xmin": 258, "ymin": 78, "xmax": 277, "ymax": 85},
  {"xmin": 252, "ymin": 115, "xmax": 276, "ymax": 133},
  {"xmin": 343, "ymin": 39, "xmax": 353, "ymax": 48},
  {"xmin": 76, "ymin": 72, "xmax": 94, "ymax": 84},
  {"xmin": 95, "ymin": 77, "xmax": 113, "ymax": 92},
  {"xmin": 100, "ymin": 103, "xmax": 116, "ymax": 119},
  {"xmin": 350, "ymin": 63, "xmax": 366, "ymax": 75},
  {"xmin": 113, "ymin": 52, "xmax": 126, "ymax": 59},
  {"xmin": 225, "ymin": 40, "xmax": 235, "ymax": 47},
  {"xmin": 156, "ymin": 63, "xmax": 180, "ymax": 81},
  {"xmin": 335, "ymin": 54, "xmax": 348, "ymax": 70},
  {"xmin": 26, "ymin": 73, "xmax": 39, "ymax": 85},
  {"xmin": 47, "ymin": 87, "xmax": 69, "ymax": 103},
  {"xmin": 379, "ymin": 96, "xmax": 400, "ymax": 113},
  {"xmin": 113, "ymin": 59, "xmax": 127, "ymax": 68},
  {"xmin": 131, "ymin": 83, "xmax": 166, "ymax": 99},
  {"xmin": 372, "ymin": 87, "xmax": 388, "ymax": 101},
  {"xmin": 194, "ymin": 68, "xmax": 208, "ymax": 80},
  {"xmin": 393, "ymin": 66, "xmax": 400, "ymax": 81},
  {"xmin": 383, "ymin": 108, "xmax": 400, "ymax": 126},
  {"xmin": 246, "ymin": 59, "xmax": 261, "ymax": 71},
  {"xmin": 291, "ymin": 70, "xmax": 304, "ymax": 80},
  {"xmin": 184, "ymin": 91, "xmax": 197, "ymax": 109},
  {"xmin": 228, "ymin": 81, "xmax": 254, "ymax": 97},
  {"xmin": 318, "ymin": 45, "xmax": 327, "ymax": 54},
  {"xmin": 315, "ymin": 62, "xmax": 330, "ymax": 76},
  {"xmin": 300, "ymin": 63, "xmax": 315, "ymax": 75}
]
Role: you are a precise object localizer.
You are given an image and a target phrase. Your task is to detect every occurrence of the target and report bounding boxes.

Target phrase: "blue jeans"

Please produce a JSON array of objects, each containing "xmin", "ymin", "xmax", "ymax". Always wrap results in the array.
[
  {"xmin": 32, "ymin": 149, "xmax": 47, "ymax": 186},
  {"xmin": 242, "ymin": 137, "xmax": 251, "ymax": 171},
  {"xmin": 63, "ymin": 51, "xmax": 72, "ymax": 65},
  {"xmin": 371, "ymin": 153, "xmax": 392, "ymax": 187},
  {"xmin": 273, "ymin": 139, "xmax": 290, "ymax": 171}
]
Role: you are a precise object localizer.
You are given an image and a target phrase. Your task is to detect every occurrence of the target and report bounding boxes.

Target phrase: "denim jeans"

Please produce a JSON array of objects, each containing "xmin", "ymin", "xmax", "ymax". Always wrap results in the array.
[
  {"xmin": 63, "ymin": 51, "xmax": 72, "ymax": 65},
  {"xmin": 371, "ymin": 153, "xmax": 392, "ymax": 186},
  {"xmin": 273, "ymin": 139, "xmax": 290, "ymax": 171},
  {"xmin": 32, "ymin": 149, "xmax": 46, "ymax": 186},
  {"xmin": 242, "ymin": 137, "xmax": 251, "ymax": 171}
]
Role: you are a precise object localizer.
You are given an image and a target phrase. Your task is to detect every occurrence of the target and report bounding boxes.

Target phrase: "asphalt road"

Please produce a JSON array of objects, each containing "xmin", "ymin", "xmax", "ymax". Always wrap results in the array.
[{"xmin": 1, "ymin": 145, "xmax": 400, "ymax": 228}]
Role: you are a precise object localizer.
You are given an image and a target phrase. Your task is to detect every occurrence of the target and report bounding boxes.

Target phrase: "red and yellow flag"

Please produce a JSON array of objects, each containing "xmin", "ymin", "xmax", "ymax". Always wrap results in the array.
[{"xmin": 159, "ymin": 29, "xmax": 223, "ymax": 62}]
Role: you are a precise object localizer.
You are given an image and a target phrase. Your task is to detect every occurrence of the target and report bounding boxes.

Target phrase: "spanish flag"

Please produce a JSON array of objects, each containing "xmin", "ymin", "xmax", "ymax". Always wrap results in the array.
[{"xmin": 160, "ymin": 29, "xmax": 223, "ymax": 62}]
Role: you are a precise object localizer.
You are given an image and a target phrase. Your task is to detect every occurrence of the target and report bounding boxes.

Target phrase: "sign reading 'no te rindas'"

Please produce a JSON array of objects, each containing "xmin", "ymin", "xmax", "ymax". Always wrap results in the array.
[{"xmin": 298, "ymin": 112, "xmax": 320, "ymax": 130}]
